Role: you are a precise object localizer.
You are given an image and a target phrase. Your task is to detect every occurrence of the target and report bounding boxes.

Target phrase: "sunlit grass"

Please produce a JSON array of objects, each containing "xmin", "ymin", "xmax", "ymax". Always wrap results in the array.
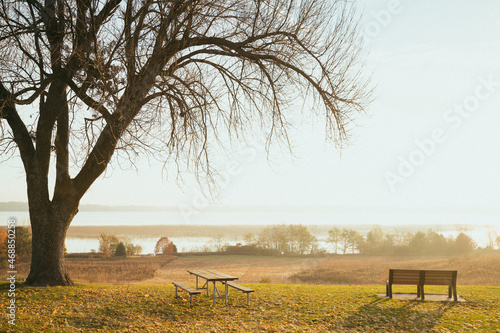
[{"xmin": 2, "ymin": 283, "xmax": 499, "ymax": 332}]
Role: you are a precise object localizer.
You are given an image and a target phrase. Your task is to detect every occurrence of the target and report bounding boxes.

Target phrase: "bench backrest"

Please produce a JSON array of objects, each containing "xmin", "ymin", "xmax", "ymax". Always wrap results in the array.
[
  {"xmin": 389, "ymin": 269, "xmax": 422, "ymax": 285},
  {"xmin": 423, "ymin": 270, "xmax": 457, "ymax": 286},
  {"xmin": 389, "ymin": 269, "xmax": 457, "ymax": 286}
]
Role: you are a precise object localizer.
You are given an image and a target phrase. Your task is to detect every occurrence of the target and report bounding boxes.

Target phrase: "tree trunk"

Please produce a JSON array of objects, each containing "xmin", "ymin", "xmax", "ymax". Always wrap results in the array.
[{"xmin": 25, "ymin": 201, "xmax": 78, "ymax": 286}]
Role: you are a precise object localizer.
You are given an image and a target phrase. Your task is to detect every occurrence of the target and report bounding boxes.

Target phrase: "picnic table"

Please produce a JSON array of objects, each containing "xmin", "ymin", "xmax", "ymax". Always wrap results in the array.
[{"xmin": 187, "ymin": 269, "xmax": 239, "ymax": 305}]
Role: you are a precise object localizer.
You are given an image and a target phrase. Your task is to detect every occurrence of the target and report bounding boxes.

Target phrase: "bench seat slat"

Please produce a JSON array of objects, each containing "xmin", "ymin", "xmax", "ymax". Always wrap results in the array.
[
  {"xmin": 226, "ymin": 281, "xmax": 255, "ymax": 293},
  {"xmin": 172, "ymin": 281, "xmax": 201, "ymax": 294}
]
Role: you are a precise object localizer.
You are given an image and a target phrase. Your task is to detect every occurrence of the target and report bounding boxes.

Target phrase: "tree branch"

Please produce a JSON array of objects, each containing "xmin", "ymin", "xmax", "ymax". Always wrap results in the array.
[
  {"xmin": 65, "ymin": 77, "xmax": 112, "ymax": 120},
  {"xmin": 0, "ymin": 82, "xmax": 35, "ymax": 170}
]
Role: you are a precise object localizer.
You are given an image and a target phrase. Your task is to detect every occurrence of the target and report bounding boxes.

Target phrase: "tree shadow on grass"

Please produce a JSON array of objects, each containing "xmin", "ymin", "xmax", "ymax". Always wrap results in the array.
[
  {"xmin": 0, "ymin": 281, "xmax": 29, "ymax": 291},
  {"xmin": 338, "ymin": 296, "xmax": 457, "ymax": 332}
]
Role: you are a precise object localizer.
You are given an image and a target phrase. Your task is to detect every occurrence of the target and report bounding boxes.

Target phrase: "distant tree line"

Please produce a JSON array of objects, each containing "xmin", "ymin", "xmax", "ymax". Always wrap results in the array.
[
  {"xmin": 327, "ymin": 226, "xmax": 479, "ymax": 255},
  {"xmin": 226, "ymin": 224, "xmax": 317, "ymax": 256}
]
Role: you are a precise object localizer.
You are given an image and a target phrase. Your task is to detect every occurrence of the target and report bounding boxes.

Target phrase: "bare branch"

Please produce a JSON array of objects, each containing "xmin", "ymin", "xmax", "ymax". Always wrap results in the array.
[{"xmin": 1, "ymin": 0, "xmax": 371, "ymax": 202}]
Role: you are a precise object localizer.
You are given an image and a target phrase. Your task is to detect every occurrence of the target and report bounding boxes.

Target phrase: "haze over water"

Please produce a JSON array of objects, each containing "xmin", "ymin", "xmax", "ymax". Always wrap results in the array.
[{"xmin": 2, "ymin": 208, "xmax": 497, "ymax": 253}]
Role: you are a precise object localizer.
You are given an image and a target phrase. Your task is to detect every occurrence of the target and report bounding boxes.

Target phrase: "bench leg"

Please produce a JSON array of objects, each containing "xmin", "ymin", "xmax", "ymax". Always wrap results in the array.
[
  {"xmin": 420, "ymin": 285, "xmax": 425, "ymax": 300},
  {"xmin": 417, "ymin": 285, "xmax": 420, "ymax": 298},
  {"xmin": 453, "ymin": 286, "xmax": 457, "ymax": 302},
  {"xmin": 247, "ymin": 293, "xmax": 250, "ymax": 306},
  {"xmin": 190, "ymin": 294, "xmax": 193, "ymax": 307},
  {"xmin": 448, "ymin": 285, "xmax": 452, "ymax": 298},
  {"xmin": 175, "ymin": 286, "xmax": 178, "ymax": 298}
]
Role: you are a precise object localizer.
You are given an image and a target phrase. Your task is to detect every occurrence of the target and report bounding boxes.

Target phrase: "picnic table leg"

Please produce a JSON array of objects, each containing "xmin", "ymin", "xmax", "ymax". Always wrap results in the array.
[
  {"xmin": 213, "ymin": 281, "xmax": 216, "ymax": 306},
  {"xmin": 225, "ymin": 282, "xmax": 228, "ymax": 306}
]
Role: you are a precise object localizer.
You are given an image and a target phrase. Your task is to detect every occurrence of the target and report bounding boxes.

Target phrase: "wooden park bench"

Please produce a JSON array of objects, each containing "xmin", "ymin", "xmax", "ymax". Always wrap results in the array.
[
  {"xmin": 172, "ymin": 281, "xmax": 201, "ymax": 307},
  {"xmin": 224, "ymin": 281, "xmax": 255, "ymax": 305},
  {"xmin": 386, "ymin": 269, "xmax": 458, "ymax": 301}
]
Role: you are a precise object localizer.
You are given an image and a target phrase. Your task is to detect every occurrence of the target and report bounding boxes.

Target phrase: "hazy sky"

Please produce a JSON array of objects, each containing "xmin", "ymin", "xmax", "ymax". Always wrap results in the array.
[{"xmin": 2, "ymin": 0, "xmax": 500, "ymax": 210}]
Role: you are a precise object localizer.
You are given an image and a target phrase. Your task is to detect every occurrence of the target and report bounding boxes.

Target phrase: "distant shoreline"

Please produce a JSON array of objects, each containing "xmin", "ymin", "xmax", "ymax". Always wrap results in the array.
[
  {"xmin": 2, "ymin": 201, "xmax": 500, "ymax": 215},
  {"xmin": 0, "ymin": 222, "xmax": 487, "ymax": 239},
  {"xmin": 64, "ymin": 224, "xmax": 489, "ymax": 239}
]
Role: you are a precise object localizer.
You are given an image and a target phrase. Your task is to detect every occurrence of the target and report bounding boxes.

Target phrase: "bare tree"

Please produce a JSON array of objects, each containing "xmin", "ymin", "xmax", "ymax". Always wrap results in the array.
[
  {"xmin": 0, "ymin": 0, "xmax": 371, "ymax": 286},
  {"xmin": 327, "ymin": 227, "xmax": 341, "ymax": 254}
]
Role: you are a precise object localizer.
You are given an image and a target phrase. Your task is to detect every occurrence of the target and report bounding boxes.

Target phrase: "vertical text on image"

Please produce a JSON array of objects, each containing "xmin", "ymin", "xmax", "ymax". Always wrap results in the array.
[{"xmin": 7, "ymin": 217, "xmax": 17, "ymax": 326}]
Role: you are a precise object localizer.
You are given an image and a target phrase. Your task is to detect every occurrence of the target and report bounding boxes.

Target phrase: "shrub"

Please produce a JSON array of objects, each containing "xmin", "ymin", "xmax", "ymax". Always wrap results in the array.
[
  {"xmin": 154, "ymin": 237, "xmax": 176, "ymax": 255},
  {"xmin": 98, "ymin": 233, "xmax": 119, "ymax": 257},
  {"xmin": 115, "ymin": 242, "xmax": 127, "ymax": 257},
  {"xmin": 454, "ymin": 232, "xmax": 476, "ymax": 254},
  {"xmin": 99, "ymin": 234, "xmax": 141, "ymax": 256},
  {"xmin": 126, "ymin": 243, "xmax": 142, "ymax": 256},
  {"xmin": 0, "ymin": 226, "xmax": 32, "ymax": 261},
  {"xmin": 260, "ymin": 276, "xmax": 272, "ymax": 283}
]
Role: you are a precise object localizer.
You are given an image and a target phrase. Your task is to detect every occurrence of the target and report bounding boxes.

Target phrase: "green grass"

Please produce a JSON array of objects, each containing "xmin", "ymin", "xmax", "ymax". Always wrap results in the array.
[{"xmin": 2, "ymin": 283, "xmax": 499, "ymax": 332}]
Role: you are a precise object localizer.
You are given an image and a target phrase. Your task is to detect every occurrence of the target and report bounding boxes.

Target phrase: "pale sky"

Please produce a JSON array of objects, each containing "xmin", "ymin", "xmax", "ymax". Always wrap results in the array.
[{"xmin": 2, "ymin": 0, "xmax": 500, "ymax": 210}]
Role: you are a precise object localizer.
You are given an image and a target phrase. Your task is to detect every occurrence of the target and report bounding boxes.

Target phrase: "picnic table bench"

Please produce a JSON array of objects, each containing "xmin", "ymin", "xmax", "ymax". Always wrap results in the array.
[
  {"xmin": 386, "ymin": 269, "xmax": 458, "ymax": 301},
  {"xmin": 224, "ymin": 281, "xmax": 255, "ymax": 305},
  {"xmin": 172, "ymin": 281, "xmax": 201, "ymax": 307}
]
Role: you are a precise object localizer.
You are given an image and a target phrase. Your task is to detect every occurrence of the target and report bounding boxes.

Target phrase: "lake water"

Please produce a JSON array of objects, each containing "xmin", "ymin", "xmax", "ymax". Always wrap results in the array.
[{"xmin": 2, "ymin": 210, "xmax": 498, "ymax": 253}]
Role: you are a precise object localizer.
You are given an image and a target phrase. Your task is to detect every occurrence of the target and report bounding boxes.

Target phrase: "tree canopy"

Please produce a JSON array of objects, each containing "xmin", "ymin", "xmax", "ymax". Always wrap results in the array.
[{"xmin": 0, "ymin": 0, "xmax": 371, "ymax": 286}]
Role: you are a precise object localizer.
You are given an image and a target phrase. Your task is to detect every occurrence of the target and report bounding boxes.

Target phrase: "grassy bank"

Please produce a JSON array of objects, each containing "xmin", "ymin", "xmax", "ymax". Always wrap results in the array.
[{"xmin": 2, "ymin": 283, "xmax": 499, "ymax": 332}]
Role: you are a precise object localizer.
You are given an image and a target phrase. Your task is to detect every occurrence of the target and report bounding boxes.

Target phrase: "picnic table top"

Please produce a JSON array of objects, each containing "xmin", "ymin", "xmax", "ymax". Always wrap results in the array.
[{"xmin": 187, "ymin": 269, "xmax": 238, "ymax": 281}]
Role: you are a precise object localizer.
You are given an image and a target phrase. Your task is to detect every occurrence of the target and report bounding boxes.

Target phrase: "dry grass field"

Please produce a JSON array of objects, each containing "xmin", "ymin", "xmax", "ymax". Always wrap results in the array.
[
  {"xmin": 146, "ymin": 255, "xmax": 324, "ymax": 284},
  {"xmin": 147, "ymin": 253, "xmax": 500, "ymax": 286},
  {"xmin": 7, "ymin": 252, "xmax": 499, "ymax": 286},
  {"xmin": 291, "ymin": 253, "xmax": 500, "ymax": 286},
  {"xmin": 9, "ymin": 255, "xmax": 177, "ymax": 284},
  {"xmin": 8, "ymin": 255, "xmax": 319, "ymax": 284}
]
